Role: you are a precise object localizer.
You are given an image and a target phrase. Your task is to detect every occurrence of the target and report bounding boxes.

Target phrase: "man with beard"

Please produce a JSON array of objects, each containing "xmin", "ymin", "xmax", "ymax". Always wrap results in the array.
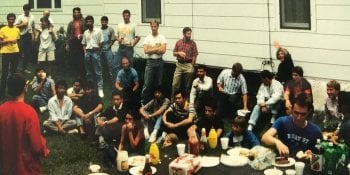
[
  {"xmin": 81, "ymin": 15, "xmax": 104, "ymax": 98},
  {"xmin": 171, "ymin": 27, "xmax": 198, "ymax": 100},
  {"xmin": 43, "ymin": 80, "xmax": 77, "ymax": 134},
  {"xmin": 100, "ymin": 16, "xmax": 116, "ymax": 83},
  {"xmin": 66, "ymin": 7, "xmax": 86, "ymax": 79},
  {"xmin": 189, "ymin": 65, "xmax": 213, "ymax": 116},
  {"xmin": 115, "ymin": 57, "xmax": 139, "ymax": 110}
]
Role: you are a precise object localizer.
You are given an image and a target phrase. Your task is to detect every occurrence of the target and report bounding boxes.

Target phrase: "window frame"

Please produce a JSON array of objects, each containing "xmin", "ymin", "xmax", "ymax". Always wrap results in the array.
[
  {"xmin": 276, "ymin": 0, "xmax": 316, "ymax": 31},
  {"xmin": 29, "ymin": 0, "xmax": 62, "ymax": 10},
  {"xmin": 140, "ymin": 0, "xmax": 162, "ymax": 24}
]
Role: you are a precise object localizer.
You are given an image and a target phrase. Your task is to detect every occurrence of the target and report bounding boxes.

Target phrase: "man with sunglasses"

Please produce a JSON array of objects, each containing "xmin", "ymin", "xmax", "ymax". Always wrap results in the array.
[{"xmin": 262, "ymin": 93, "xmax": 322, "ymax": 157}]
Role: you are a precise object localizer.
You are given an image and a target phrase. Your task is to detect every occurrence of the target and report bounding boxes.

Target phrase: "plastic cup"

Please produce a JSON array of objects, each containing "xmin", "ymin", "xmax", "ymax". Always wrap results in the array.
[
  {"xmin": 285, "ymin": 169, "xmax": 296, "ymax": 175},
  {"xmin": 220, "ymin": 137, "xmax": 229, "ymax": 150},
  {"xmin": 295, "ymin": 161, "xmax": 305, "ymax": 175},
  {"xmin": 176, "ymin": 143, "xmax": 185, "ymax": 156}
]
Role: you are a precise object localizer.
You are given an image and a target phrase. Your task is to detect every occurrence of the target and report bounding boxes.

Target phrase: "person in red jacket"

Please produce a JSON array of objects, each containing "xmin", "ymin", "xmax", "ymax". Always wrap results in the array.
[{"xmin": 0, "ymin": 73, "xmax": 49, "ymax": 175}]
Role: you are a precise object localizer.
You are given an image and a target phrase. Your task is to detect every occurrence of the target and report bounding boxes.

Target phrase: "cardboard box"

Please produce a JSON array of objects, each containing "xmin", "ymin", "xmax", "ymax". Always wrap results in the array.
[{"xmin": 169, "ymin": 154, "xmax": 201, "ymax": 175}]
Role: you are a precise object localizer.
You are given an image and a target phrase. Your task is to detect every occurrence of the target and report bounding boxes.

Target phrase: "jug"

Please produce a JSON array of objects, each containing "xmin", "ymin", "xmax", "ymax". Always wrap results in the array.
[{"xmin": 116, "ymin": 150, "xmax": 129, "ymax": 172}]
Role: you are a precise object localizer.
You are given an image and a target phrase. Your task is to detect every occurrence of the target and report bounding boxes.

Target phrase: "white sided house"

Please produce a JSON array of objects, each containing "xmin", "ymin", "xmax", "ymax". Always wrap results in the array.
[{"xmin": 1, "ymin": 0, "xmax": 350, "ymax": 109}]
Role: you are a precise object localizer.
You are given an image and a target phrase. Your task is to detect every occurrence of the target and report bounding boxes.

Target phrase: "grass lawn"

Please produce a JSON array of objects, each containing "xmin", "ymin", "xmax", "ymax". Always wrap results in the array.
[{"xmin": 1, "ymin": 57, "xmax": 327, "ymax": 175}]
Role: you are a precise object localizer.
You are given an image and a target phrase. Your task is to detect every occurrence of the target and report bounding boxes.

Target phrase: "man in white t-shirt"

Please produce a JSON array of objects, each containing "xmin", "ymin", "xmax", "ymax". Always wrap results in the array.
[
  {"xmin": 15, "ymin": 3, "xmax": 35, "ymax": 74},
  {"xmin": 115, "ymin": 9, "xmax": 140, "ymax": 73},
  {"xmin": 141, "ymin": 20, "xmax": 167, "ymax": 105}
]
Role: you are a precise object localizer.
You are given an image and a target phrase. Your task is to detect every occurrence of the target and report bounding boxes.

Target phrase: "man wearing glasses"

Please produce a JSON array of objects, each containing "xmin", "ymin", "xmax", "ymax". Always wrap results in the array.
[{"xmin": 261, "ymin": 93, "xmax": 322, "ymax": 157}]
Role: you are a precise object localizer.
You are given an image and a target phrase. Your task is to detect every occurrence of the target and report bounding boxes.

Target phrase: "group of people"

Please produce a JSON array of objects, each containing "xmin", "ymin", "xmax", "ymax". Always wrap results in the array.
[{"xmin": 1, "ymin": 4, "xmax": 350, "ymax": 175}]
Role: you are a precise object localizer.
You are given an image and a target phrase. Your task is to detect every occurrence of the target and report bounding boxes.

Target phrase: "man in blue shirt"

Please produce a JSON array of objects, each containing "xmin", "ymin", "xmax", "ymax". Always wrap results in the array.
[{"xmin": 262, "ymin": 93, "xmax": 322, "ymax": 157}]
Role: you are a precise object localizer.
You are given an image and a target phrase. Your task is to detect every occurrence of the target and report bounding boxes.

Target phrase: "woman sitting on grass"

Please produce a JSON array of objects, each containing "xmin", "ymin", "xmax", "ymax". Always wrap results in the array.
[{"xmin": 119, "ymin": 110, "xmax": 145, "ymax": 155}]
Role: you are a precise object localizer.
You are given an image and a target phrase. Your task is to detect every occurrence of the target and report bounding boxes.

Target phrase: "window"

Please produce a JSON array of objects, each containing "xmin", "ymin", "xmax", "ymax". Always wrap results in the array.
[
  {"xmin": 28, "ymin": 0, "xmax": 61, "ymax": 9},
  {"xmin": 141, "ymin": 0, "xmax": 161, "ymax": 23},
  {"xmin": 280, "ymin": 0, "xmax": 310, "ymax": 29}
]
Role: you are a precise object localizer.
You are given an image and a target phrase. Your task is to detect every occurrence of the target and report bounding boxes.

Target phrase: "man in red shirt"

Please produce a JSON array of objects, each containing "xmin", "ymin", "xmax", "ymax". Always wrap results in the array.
[{"xmin": 0, "ymin": 73, "xmax": 49, "ymax": 175}]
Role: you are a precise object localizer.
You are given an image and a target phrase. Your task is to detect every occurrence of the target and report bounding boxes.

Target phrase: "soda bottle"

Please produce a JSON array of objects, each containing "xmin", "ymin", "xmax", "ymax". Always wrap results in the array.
[
  {"xmin": 323, "ymin": 142, "xmax": 337, "ymax": 175},
  {"xmin": 208, "ymin": 127, "xmax": 217, "ymax": 149},
  {"xmin": 310, "ymin": 139, "xmax": 323, "ymax": 174},
  {"xmin": 335, "ymin": 139, "xmax": 349, "ymax": 175},
  {"xmin": 199, "ymin": 128, "xmax": 207, "ymax": 155},
  {"xmin": 149, "ymin": 143, "xmax": 160, "ymax": 165},
  {"xmin": 142, "ymin": 154, "xmax": 153, "ymax": 175}
]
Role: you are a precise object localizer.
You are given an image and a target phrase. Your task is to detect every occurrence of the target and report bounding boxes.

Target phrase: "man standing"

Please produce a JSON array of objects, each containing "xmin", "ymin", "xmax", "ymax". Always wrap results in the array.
[
  {"xmin": 141, "ymin": 20, "xmax": 167, "ymax": 105},
  {"xmin": 189, "ymin": 65, "xmax": 213, "ymax": 115},
  {"xmin": 115, "ymin": 9, "xmax": 140, "ymax": 72},
  {"xmin": 172, "ymin": 27, "xmax": 198, "ymax": 100},
  {"xmin": 247, "ymin": 70, "xmax": 284, "ymax": 131},
  {"xmin": 66, "ymin": 7, "xmax": 86, "ymax": 79},
  {"xmin": 261, "ymin": 93, "xmax": 322, "ymax": 157},
  {"xmin": 100, "ymin": 16, "xmax": 116, "ymax": 83},
  {"xmin": 81, "ymin": 15, "xmax": 104, "ymax": 98},
  {"xmin": 115, "ymin": 57, "xmax": 139, "ymax": 110},
  {"xmin": 0, "ymin": 73, "xmax": 49, "ymax": 175},
  {"xmin": 15, "ymin": 3, "xmax": 35, "ymax": 74},
  {"xmin": 43, "ymin": 80, "xmax": 77, "ymax": 134},
  {"xmin": 217, "ymin": 62, "xmax": 248, "ymax": 118},
  {"xmin": 0, "ymin": 13, "xmax": 20, "ymax": 98}
]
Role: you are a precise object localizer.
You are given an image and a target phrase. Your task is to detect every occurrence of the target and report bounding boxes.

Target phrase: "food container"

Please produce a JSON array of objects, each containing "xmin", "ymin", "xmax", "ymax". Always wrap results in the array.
[{"xmin": 169, "ymin": 153, "xmax": 201, "ymax": 175}]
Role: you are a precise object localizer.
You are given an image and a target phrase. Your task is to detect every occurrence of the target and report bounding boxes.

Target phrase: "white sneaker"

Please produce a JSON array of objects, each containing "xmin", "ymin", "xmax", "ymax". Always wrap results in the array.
[
  {"xmin": 148, "ymin": 130, "xmax": 158, "ymax": 143},
  {"xmin": 39, "ymin": 106, "xmax": 48, "ymax": 113},
  {"xmin": 144, "ymin": 128, "xmax": 150, "ymax": 139},
  {"xmin": 67, "ymin": 129, "xmax": 79, "ymax": 134},
  {"xmin": 247, "ymin": 124, "xmax": 253, "ymax": 131},
  {"xmin": 98, "ymin": 89, "xmax": 104, "ymax": 98},
  {"xmin": 156, "ymin": 131, "xmax": 167, "ymax": 144}
]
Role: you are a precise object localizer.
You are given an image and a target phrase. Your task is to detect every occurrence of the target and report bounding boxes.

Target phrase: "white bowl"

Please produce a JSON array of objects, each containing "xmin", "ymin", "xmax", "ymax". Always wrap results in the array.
[{"xmin": 89, "ymin": 164, "xmax": 101, "ymax": 173}]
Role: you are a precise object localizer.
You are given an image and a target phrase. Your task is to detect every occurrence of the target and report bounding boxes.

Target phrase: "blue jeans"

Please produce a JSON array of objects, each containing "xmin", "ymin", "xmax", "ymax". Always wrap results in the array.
[
  {"xmin": 248, "ymin": 101, "xmax": 282, "ymax": 126},
  {"xmin": 141, "ymin": 59, "xmax": 164, "ymax": 104},
  {"xmin": 101, "ymin": 50, "xmax": 117, "ymax": 83},
  {"xmin": 84, "ymin": 50, "xmax": 103, "ymax": 89},
  {"xmin": 114, "ymin": 46, "xmax": 134, "ymax": 74}
]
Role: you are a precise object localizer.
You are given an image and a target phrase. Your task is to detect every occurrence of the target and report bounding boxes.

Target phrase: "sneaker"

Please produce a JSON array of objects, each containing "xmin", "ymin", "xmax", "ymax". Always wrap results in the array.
[
  {"xmin": 98, "ymin": 89, "xmax": 104, "ymax": 98},
  {"xmin": 148, "ymin": 131, "xmax": 157, "ymax": 143},
  {"xmin": 144, "ymin": 128, "xmax": 150, "ymax": 139},
  {"xmin": 98, "ymin": 142, "xmax": 107, "ymax": 150},
  {"xmin": 39, "ymin": 106, "xmax": 48, "ymax": 113},
  {"xmin": 156, "ymin": 131, "xmax": 167, "ymax": 144},
  {"xmin": 23, "ymin": 69, "xmax": 31, "ymax": 74},
  {"xmin": 247, "ymin": 124, "xmax": 253, "ymax": 131},
  {"xmin": 67, "ymin": 129, "xmax": 79, "ymax": 134}
]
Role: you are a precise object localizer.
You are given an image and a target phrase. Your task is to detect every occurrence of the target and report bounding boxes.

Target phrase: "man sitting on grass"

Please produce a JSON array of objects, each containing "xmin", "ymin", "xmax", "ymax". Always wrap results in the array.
[
  {"xmin": 43, "ymin": 80, "xmax": 77, "ymax": 134},
  {"xmin": 73, "ymin": 81, "xmax": 103, "ymax": 143}
]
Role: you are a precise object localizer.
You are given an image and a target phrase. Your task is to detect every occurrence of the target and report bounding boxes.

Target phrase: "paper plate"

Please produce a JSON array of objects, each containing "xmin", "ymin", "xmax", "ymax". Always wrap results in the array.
[
  {"xmin": 128, "ymin": 156, "xmax": 146, "ymax": 167},
  {"xmin": 200, "ymin": 156, "xmax": 220, "ymax": 167},
  {"xmin": 272, "ymin": 157, "xmax": 296, "ymax": 167},
  {"xmin": 227, "ymin": 147, "xmax": 250, "ymax": 157},
  {"xmin": 220, "ymin": 154, "xmax": 248, "ymax": 167},
  {"xmin": 88, "ymin": 173, "xmax": 109, "ymax": 175},
  {"xmin": 264, "ymin": 168, "xmax": 283, "ymax": 175},
  {"xmin": 129, "ymin": 166, "xmax": 156, "ymax": 175}
]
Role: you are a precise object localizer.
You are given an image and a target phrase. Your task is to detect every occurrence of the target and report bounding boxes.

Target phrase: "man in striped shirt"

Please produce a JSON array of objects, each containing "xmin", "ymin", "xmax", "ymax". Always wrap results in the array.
[{"xmin": 217, "ymin": 62, "xmax": 248, "ymax": 119}]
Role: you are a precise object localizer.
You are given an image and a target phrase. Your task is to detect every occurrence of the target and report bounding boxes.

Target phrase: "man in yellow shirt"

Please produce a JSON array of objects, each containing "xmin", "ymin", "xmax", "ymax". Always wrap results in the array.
[{"xmin": 0, "ymin": 13, "xmax": 20, "ymax": 98}]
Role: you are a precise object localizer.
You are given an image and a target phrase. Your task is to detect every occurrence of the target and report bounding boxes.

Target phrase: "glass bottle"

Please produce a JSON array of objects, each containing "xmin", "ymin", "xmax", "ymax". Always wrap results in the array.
[
  {"xmin": 310, "ymin": 139, "xmax": 323, "ymax": 174},
  {"xmin": 188, "ymin": 133, "xmax": 199, "ymax": 156},
  {"xmin": 142, "ymin": 154, "xmax": 152, "ymax": 175},
  {"xmin": 323, "ymin": 142, "xmax": 337, "ymax": 175}
]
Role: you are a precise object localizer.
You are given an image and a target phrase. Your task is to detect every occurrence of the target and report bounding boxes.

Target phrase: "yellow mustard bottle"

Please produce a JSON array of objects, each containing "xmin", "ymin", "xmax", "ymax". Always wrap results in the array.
[
  {"xmin": 149, "ymin": 143, "xmax": 160, "ymax": 165},
  {"xmin": 208, "ymin": 127, "xmax": 217, "ymax": 149}
]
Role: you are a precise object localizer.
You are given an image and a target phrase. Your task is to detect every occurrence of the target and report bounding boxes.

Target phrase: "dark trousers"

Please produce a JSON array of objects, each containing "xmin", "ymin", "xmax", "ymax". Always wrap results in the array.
[
  {"xmin": 69, "ymin": 38, "xmax": 85, "ymax": 79},
  {"xmin": 0, "ymin": 53, "xmax": 19, "ymax": 95},
  {"xmin": 164, "ymin": 112, "xmax": 191, "ymax": 140},
  {"xmin": 19, "ymin": 33, "xmax": 32, "ymax": 70},
  {"xmin": 217, "ymin": 93, "xmax": 242, "ymax": 118}
]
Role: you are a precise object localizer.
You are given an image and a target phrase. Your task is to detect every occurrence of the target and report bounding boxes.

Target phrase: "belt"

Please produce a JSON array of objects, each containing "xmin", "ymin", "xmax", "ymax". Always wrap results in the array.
[{"xmin": 177, "ymin": 59, "xmax": 192, "ymax": 64}]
